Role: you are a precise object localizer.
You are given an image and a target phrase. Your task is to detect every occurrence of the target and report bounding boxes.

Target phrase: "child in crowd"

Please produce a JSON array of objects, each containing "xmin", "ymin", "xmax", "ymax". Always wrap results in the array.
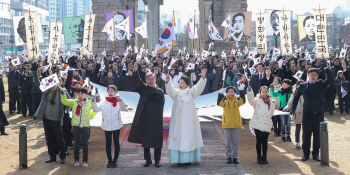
[
  {"xmin": 270, "ymin": 79, "xmax": 293, "ymax": 142},
  {"xmin": 247, "ymin": 86, "xmax": 276, "ymax": 164},
  {"xmin": 61, "ymin": 87, "xmax": 97, "ymax": 167},
  {"xmin": 334, "ymin": 71, "xmax": 349, "ymax": 114},
  {"xmin": 270, "ymin": 77, "xmax": 282, "ymax": 136},
  {"xmin": 217, "ymin": 85, "xmax": 245, "ymax": 164},
  {"xmin": 91, "ymin": 85, "xmax": 126, "ymax": 168},
  {"xmin": 284, "ymin": 80, "xmax": 304, "ymax": 150}
]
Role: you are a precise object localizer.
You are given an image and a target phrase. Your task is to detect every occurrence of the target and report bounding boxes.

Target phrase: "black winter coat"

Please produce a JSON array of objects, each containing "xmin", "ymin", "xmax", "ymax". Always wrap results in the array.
[{"xmin": 127, "ymin": 71, "xmax": 165, "ymax": 148}]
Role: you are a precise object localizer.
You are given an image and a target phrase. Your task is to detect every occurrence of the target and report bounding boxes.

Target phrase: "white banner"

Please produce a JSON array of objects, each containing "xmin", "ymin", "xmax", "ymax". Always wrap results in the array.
[
  {"xmin": 48, "ymin": 21, "xmax": 63, "ymax": 61},
  {"xmin": 279, "ymin": 10, "xmax": 292, "ymax": 56},
  {"xmin": 13, "ymin": 15, "xmax": 44, "ymax": 46},
  {"xmin": 24, "ymin": 11, "xmax": 40, "ymax": 59},
  {"xmin": 313, "ymin": 9, "xmax": 329, "ymax": 58},
  {"xmin": 256, "ymin": 13, "xmax": 267, "ymax": 54},
  {"xmin": 82, "ymin": 14, "xmax": 96, "ymax": 55}
]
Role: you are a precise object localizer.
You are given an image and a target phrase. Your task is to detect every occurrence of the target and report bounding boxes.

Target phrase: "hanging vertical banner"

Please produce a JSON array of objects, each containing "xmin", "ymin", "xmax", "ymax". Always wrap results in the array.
[
  {"xmin": 13, "ymin": 15, "xmax": 44, "ymax": 46},
  {"xmin": 63, "ymin": 16, "xmax": 85, "ymax": 44},
  {"xmin": 255, "ymin": 13, "xmax": 267, "ymax": 54},
  {"xmin": 24, "ymin": 11, "xmax": 40, "ymax": 59},
  {"xmin": 313, "ymin": 9, "xmax": 329, "ymax": 58},
  {"xmin": 222, "ymin": 12, "xmax": 252, "ymax": 41},
  {"xmin": 279, "ymin": 10, "xmax": 292, "ymax": 56},
  {"xmin": 82, "ymin": 14, "xmax": 96, "ymax": 55},
  {"xmin": 48, "ymin": 21, "xmax": 63, "ymax": 60}
]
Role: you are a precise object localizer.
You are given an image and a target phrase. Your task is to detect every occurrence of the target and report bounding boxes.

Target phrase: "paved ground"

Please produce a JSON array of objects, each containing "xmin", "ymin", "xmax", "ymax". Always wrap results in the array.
[{"xmin": 103, "ymin": 122, "xmax": 241, "ymax": 175}]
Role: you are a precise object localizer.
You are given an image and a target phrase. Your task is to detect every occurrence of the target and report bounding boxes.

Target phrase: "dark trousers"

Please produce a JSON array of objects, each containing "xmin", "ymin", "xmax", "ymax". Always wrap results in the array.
[
  {"xmin": 144, "ymin": 147, "xmax": 161, "ymax": 163},
  {"xmin": 73, "ymin": 126, "xmax": 89, "ymax": 162},
  {"xmin": 338, "ymin": 94, "xmax": 349, "ymax": 113},
  {"xmin": 272, "ymin": 115, "xmax": 281, "ymax": 129},
  {"xmin": 9, "ymin": 87, "xmax": 21, "ymax": 112},
  {"xmin": 295, "ymin": 124, "xmax": 301, "ymax": 143},
  {"xmin": 21, "ymin": 92, "xmax": 32, "ymax": 116},
  {"xmin": 256, "ymin": 135, "xmax": 269, "ymax": 158},
  {"xmin": 43, "ymin": 117, "xmax": 66, "ymax": 160},
  {"xmin": 302, "ymin": 112, "xmax": 323, "ymax": 157},
  {"xmin": 104, "ymin": 130, "xmax": 120, "ymax": 161},
  {"xmin": 62, "ymin": 112, "xmax": 73, "ymax": 149},
  {"xmin": 32, "ymin": 93, "xmax": 42, "ymax": 115}
]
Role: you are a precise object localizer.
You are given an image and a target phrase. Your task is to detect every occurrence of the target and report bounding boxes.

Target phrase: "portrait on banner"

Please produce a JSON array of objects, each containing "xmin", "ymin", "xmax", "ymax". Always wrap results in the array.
[
  {"xmin": 105, "ymin": 10, "xmax": 135, "ymax": 41},
  {"xmin": 63, "ymin": 16, "xmax": 85, "ymax": 44},
  {"xmin": 13, "ymin": 15, "xmax": 44, "ymax": 46},
  {"xmin": 297, "ymin": 15, "xmax": 315, "ymax": 42},
  {"xmin": 223, "ymin": 12, "xmax": 252, "ymax": 41}
]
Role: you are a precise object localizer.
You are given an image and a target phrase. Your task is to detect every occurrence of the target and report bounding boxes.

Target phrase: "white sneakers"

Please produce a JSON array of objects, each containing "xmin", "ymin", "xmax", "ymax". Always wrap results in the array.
[
  {"xmin": 74, "ymin": 160, "xmax": 88, "ymax": 167},
  {"xmin": 82, "ymin": 161, "xmax": 88, "ymax": 167},
  {"xmin": 74, "ymin": 160, "xmax": 80, "ymax": 167}
]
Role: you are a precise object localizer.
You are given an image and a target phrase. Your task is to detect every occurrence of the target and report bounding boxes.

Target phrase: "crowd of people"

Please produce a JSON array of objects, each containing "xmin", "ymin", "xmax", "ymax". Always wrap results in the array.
[{"xmin": 0, "ymin": 46, "xmax": 349, "ymax": 167}]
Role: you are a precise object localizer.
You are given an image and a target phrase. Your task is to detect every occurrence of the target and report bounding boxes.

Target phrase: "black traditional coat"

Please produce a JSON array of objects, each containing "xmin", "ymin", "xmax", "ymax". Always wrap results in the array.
[{"xmin": 127, "ymin": 71, "xmax": 165, "ymax": 148}]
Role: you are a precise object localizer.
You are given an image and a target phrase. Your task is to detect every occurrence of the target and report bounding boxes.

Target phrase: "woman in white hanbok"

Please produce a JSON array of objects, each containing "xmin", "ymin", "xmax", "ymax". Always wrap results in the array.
[{"xmin": 165, "ymin": 68, "xmax": 207, "ymax": 164}]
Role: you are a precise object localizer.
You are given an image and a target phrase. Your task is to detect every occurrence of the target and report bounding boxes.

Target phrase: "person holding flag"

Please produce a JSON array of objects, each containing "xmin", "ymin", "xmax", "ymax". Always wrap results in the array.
[
  {"xmin": 155, "ymin": 14, "xmax": 176, "ymax": 54},
  {"xmin": 334, "ymin": 71, "xmax": 349, "ymax": 114}
]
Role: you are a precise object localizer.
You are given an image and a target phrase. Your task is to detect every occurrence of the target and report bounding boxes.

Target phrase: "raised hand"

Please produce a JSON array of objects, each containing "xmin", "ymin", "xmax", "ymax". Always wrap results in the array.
[
  {"xmin": 166, "ymin": 74, "xmax": 170, "ymax": 83},
  {"xmin": 134, "ymin": 62, "xmax": 138, "ymax": 71},
  {"xmin": 220, "ymin": 88, "xmax": 224, "ymax": 94},
  {"xmin": 238, "ymin": 83, "xmax": 245, "ymax": 90},
  {"xmin": 60, "ymin": 89, "xmax": 65, "ymax": 95}
]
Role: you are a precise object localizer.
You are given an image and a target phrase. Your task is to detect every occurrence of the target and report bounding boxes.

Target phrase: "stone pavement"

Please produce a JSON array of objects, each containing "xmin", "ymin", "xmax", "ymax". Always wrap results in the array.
[{"xmin": 102, "ymin": 121, "xmax": 242, "ymax": 175}]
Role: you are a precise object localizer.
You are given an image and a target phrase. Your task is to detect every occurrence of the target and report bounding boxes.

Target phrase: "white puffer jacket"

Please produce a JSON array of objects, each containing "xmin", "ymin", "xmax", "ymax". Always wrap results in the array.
[
  {"xmin": 91, "ymin": 94, "xmax": 127, "ymax": 131},
  {"xmin": 247, "ymin": 90, "xmax": 276, "ymax": 132}
]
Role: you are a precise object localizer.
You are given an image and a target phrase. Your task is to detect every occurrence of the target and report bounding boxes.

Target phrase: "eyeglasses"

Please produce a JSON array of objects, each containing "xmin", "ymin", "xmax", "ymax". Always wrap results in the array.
[{"xmin": 308, "ymin": 74, "xmax": 318, "ymax": 77}]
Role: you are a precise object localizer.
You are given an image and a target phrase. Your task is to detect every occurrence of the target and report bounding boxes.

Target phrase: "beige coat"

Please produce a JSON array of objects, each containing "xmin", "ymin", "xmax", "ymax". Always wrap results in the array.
[
  {"xmin": 284, "ymin": 94, "xmax": 304, "ymax": 125},
  {"xmin": 247, "ymin": 90, "xmax": 276, "ymax": 132}
]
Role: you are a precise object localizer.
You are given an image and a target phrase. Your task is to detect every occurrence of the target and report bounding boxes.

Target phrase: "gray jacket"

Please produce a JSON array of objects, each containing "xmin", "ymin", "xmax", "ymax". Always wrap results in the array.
[{"xmin": 32, "ymin": 70, "xmax": 71, "ymax": 126}]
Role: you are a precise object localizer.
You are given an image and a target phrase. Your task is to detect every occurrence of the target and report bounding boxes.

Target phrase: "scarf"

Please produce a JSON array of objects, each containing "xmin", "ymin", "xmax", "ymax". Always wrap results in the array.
[
  {"xmin": 259, "ymin": 95, "xmax": 271, "ymax": 109},
  {"xmin": 75, "ymin": 98, "xmax": 86, "ymax": 116},
  {"xmin": 281, "ymin": 87, "xmax": 293, "ymax": 95},
  {"xmin": 106, "ymin": 97, "xmax": 118, "ymax": 107},
  {"xmin": 48, "ymin": 88, "xmax": 59, "ymax": 105},
  {"xmin": 240, "ymin": 80, "xmax": 246, "ymax": 84}
]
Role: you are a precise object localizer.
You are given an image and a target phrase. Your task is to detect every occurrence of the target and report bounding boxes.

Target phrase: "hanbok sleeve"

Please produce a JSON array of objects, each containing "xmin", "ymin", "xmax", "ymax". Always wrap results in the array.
[{"xmin": 191, "ymin": 77, "xmax": 207, "ymax": 99}]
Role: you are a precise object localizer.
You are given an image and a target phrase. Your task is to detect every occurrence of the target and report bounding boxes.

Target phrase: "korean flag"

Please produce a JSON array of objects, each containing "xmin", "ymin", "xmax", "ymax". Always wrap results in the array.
[
  {"xmin": 39, "ymin": 74, "xmax": 60, "ymax": 92},
  {"xmin": 187, "ymin": 63, "xmax": 195, "ymax": 70}
]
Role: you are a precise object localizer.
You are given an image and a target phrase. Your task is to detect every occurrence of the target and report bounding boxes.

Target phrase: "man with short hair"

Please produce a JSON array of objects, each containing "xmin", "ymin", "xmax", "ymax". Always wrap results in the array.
[
  {"xmin": 251, "ymin": 63, "xmax": 265, "ymax": 96},
  {"xmin": 291, "ymin": 66, "xmax": 333, "ymax": 162},
  {"xmin": 6, "ymin": 63, "xmax": 21, "ymax": 115},
  {"xmin": 128, "ymin": 63, "xmax": 165, "ymax": 168},
  {"xmin": 18, "ymin": 62, "xmax": 33, "ymax": 117},
  {"xmin": 211, "ymin": 58, "xmax": 227, "ymax": 91}
]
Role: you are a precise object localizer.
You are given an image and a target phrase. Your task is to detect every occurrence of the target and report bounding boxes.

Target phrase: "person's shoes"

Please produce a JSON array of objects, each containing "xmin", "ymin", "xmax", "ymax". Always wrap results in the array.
[
  {"xmin": 257, "ymin": 157, "xmax": 263, "ymax": 164},
  {"xmin": 313, "ymin": 156, "xmax": 321, "ymax": 162},
  {"xmin": 277, "ymin": 128, "xmax": 282, "ymax": 136},
  {"xmin": 82, "ymin": 161, "xmax": 88, "ymax": 167},
  {"xmin": 274, "ymin": 129, "xmax": 278, "ymax": 136},
  {"xmin": 33, "ymin": 117, "xmax": 37, "ymax": 120},
  {"xmin": 346, "ymin": 112, "xmax": 350, "ymax": 115},
  {"xmin": 22, "ymin": 114, "xmax": 26, "ymax": 118},
  {"xmin": 281, "ymin": 136, "xmax": 287, "ymax": 142},
  {"xmin": 330, "ymin": 111, "xmax": 333, "ymax": 115},
  {"xmin": 69, "ymin": 147, "xmax": 74, "ymax": 151},
  {"xmin": 79, "ymin": 147, "xmax": 83, "ymax": 152},
  {"xmin": 112, "ymin": 160, "xmax": 117, "ymax": 168},
  {"xmin": 302, "ymin": 156, "xmax": 309, "ymax": 161},
  {"xmin": 340, "ymin": 112, "xmax": 343, "ymax": 115},
  {"xmin": 155, "ymin": 162, "xmax": 161, "ymax": 168},
  {"xmin": 74, "ymin": 160, "xmax": 80, "ymax": 167},
  {"xmin": 296, "ymin": 143, "xmax": 301, "ymax": 150},
  {"xmin": 107, "ymin": 160, "xmax": 112, "ymax": 168},
  {"xmin": 287, "ymin": 136, "xmax": 292, "ymax": 142},
  {"xmin": 1, "ymin": 132, "xmax": 9, "ymax": 135},
  {"xmin": 144, "ymin": 160, "xmax": 152, "ymax": 167},
  {"xmin": 227, "ymin": 158, "xmax": 232, "ymax": 164},
  {"xmin": 232, "ymin": 158, "xmax": 239, "ymax": 164},
  {"xmin": 9, "ymin": 111, "xmax": 13, "ymax": 115},
  {"xmin": 17, "ymin": 111, "xmax": 21, "ymax": 114},
  {"xmin": 88, "ymin": 139, "xmax": 90, "ymax": 143},
  {"xmin": 65, "ymin": 151, "xmax": 69, "ymax": 155},
  {"xmin": 262, "ymin": 157, "xmax": 268, "ymax": 164},
  {"xmin": 60, "ymin": 158, "xmax": 66, "ymax": 164},
  {"xmin": 45, "ymin": 158, "xmax": 56, "ymax": 163}
]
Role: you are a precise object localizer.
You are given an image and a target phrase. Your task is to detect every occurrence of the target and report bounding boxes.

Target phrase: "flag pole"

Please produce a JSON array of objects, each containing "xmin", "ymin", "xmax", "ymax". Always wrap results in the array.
[
  {"xmin": 210, "ymin": 10, "xmax": 213, "ymax": 51},
  {"xmin": 171, "ymin": 10, "xmax": 174, "ymax": 58},
  {"xmin": 113, "ymin": 11, "xmax": 116, "ymax": 54},
  {"xmin": 319, "ymin": 5, "xmax": 323, "ymax": 58},
  {"xmin": 229, "ymin": 9, "xmax": 231, "ymax": 54},
  {"xmin": 145, "ymin": 9, "xmax": 149, "ymax": 57},
  {"xmin": 193, "ymin": 10, "xmax": 196, "ymax": 55}
]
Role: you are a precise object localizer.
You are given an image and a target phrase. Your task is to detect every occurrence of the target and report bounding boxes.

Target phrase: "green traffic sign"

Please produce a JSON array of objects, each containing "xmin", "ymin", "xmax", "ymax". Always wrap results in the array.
[{"xmin": 4, "ymin": 47, "xmax": 17, "ymax": 51}]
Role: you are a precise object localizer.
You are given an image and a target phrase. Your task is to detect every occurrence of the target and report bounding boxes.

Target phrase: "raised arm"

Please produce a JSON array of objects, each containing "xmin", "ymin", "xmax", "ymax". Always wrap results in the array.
[
  {"xmin": 60, "ymin": 90, "xmax": 75, "ymax": 107},
  {"xmin": 247, "ymin": 87, "xmax": 257, "ymax": 108},
  {"xmin": 131, "ymin": 63, "xmax": 146, "ymax": 94},
  {"xmin": 165, "ymin": 77, "xmax": 178, "ymax": 100},
  {"xmin": 91, "ymin": 101, "xmax": 102, "ymax": 112}
]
